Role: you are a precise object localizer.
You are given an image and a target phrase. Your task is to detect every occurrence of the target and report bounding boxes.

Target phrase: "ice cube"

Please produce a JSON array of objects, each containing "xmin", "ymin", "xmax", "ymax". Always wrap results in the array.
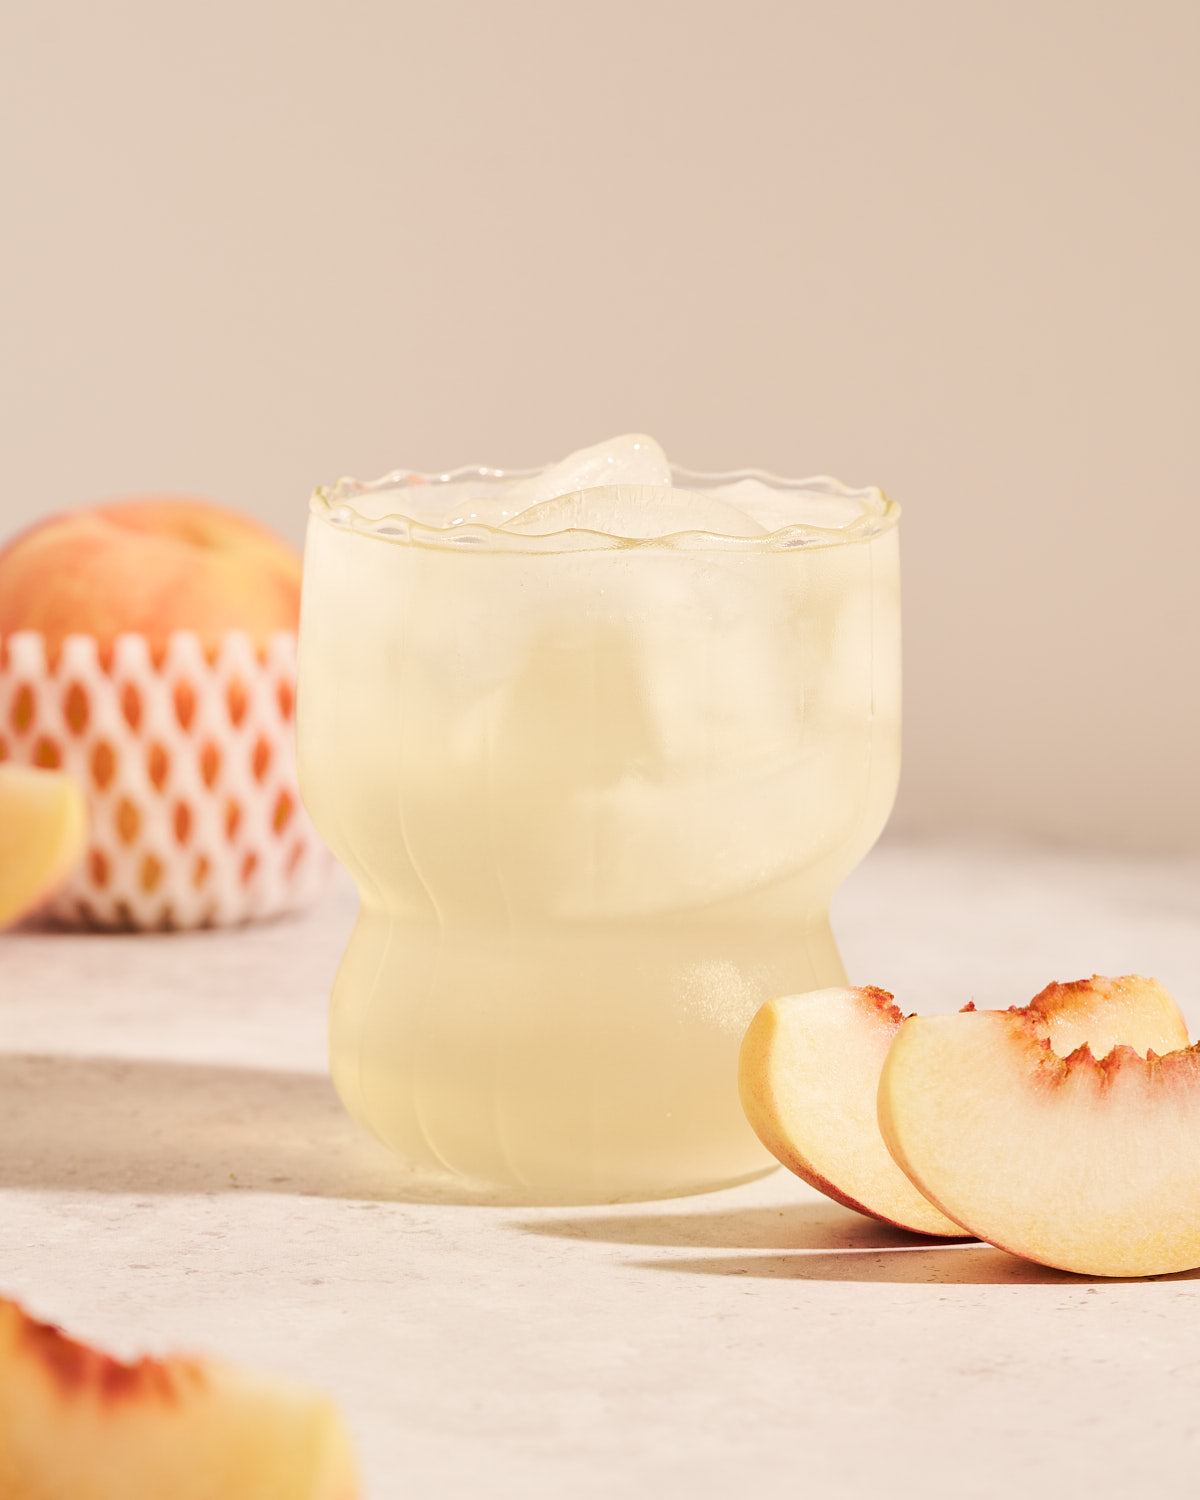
[
  {"xmin": 501, "ymin": 485, "xmax": 766, "ymax": 540},
  {"xmin": 704, "ymin": 478, "xmax": 867, "ymax": 534},
  {"xmin": 499, "ymin": 434, "xmax": 671, "ymax": 516},
  {"xmin": 459, "ymin": 600, "xmax": 825, "ymax": 919}
]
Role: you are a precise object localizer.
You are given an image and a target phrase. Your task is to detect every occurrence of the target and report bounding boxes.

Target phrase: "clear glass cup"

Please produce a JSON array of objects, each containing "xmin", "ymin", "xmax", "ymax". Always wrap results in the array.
[{"xmin": 297, "ymin": 463, "xmax": 900, "ymax": 1202}]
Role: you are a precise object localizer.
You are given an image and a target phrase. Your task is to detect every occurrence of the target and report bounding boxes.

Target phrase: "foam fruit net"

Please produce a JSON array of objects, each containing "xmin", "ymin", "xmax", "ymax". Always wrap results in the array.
[{"xmin": 0, "ymin": 630, "xmax": 334, "ymax": 929}]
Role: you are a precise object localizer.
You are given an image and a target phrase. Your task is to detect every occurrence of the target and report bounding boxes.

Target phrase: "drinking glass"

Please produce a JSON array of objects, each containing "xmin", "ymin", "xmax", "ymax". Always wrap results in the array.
[{"xmin": 298, "ymin": 464, "xmax": 900, "ymax": 1201}]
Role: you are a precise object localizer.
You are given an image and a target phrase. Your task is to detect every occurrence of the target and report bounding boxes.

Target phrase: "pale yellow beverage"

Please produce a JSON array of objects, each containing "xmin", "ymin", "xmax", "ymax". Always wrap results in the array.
[{"xmin": 298, "ymin": 436, "xmax": 900, "ymax": 1201}]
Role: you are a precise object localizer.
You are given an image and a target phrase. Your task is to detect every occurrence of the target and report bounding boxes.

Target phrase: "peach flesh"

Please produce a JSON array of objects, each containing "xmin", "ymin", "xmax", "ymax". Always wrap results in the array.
[
  {"xmin": 0, "ymin": 1297, "xmax": 357, "ymax": 1499},
  {"xmin": 0, "ymin": 764, "xmax": 88, "ymax": 927},
  {"xmin": 739, "ymin": 987, "xmax": 966, "ymax": 1236},
  {"xmin": 878, "ymin": 983, "xmax": 1200, "ymax": 1278},
  {"xmin": 739, "ymin": 975, "xmax": 1190, "ymax": 1243}
]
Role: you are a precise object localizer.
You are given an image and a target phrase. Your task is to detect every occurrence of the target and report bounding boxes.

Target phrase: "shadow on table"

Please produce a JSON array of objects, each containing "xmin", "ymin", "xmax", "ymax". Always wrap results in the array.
[
  {"xmin": 521, "ymin": 1201, "xmax": 970, "ymax": 1253},
  {"xmin": 631, "ymin": 1246, "xmax": 1084, "ymax": 1285},
  {"xmin": 0, "ymin": 1053, "xmax": 499, "ymax": 1205},
  {"xmin": 522, "ymin": 1203, "xmax": 1200, "ymax": 1286}
]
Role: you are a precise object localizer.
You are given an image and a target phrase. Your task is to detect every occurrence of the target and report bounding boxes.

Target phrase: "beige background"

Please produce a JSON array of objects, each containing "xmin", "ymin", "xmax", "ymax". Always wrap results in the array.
[{"xmin": 2, "ymin": 0, "xmax": 1196, "ymax": 851}]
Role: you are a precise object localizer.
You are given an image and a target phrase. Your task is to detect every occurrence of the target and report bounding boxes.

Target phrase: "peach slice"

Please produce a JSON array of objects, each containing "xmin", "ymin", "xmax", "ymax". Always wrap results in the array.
[
  {"xmin": 739, "ymin": 976, "xmax": 1190, "ymax": 1240},
  {"xmin": 0, "ymin": 764, "xmax": 88, "ymax": 927},
  {"xmin": 739, "ymin": 987, "xmax": 966, "ymax": 1236},
  {"xmin": 877, "ymin": 976, "xmax": 1200, "ymax": 1277},
  {"xmin": 0, "ymin": 1297, "xmax": 357, "ymax": 1499}
]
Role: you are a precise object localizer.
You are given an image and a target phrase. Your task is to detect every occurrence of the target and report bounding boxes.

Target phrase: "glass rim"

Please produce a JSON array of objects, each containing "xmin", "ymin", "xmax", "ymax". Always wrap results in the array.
[{"xmin": 309, "ymin": 462, "xmax": 900, "ymax": 554}]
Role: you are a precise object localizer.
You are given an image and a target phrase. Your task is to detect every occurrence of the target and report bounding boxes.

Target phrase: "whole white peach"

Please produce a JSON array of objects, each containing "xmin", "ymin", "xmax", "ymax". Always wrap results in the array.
[{"xmin": 0, "ymin": 498, "xmax": 301, "ymax": 656}]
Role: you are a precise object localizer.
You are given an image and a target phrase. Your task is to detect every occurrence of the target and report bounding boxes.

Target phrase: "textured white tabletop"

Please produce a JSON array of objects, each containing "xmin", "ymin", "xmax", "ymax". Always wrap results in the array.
[{"xmin": 3, "ymin": 839, "xmax": 1200, "ymax": 1498}]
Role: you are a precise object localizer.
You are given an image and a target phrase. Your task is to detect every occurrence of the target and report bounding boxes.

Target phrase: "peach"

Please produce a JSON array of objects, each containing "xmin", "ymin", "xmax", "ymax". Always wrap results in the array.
[
  {"xmin": 739, "ymin": 976, "xmax": 1190, "ymax": 1239},
  {"xmin": 0, "ymin": 498, "xmax": 321, "ymax": 930},
  {"xmin": 878, "ymin": 975, "xmax": 1200, "ymax": 1277},
  {"xmin": 0, "ymin": 499, "xmax": 301, "ymax": 658},
  {"xmin": 739, "ymin": 987, "xmax": 965, "ymax": 1236},
  {"xmin": 0, "ymin": 1297, "xmax": 357, "ymax": 1499},
  {"xmin": 0, "ymin": 764, "xmax": 87, "ymax": 927}
]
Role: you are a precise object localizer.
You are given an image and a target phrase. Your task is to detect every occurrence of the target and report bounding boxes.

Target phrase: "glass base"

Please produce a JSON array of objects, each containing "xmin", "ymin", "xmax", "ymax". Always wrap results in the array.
[
  {"xmin": 329, "ymin": 909, "xmax": 846, "ymax": 1203},
  {"xmin": 343, "ymin": 1159, "xmax": 781, "ymax": 1210}
]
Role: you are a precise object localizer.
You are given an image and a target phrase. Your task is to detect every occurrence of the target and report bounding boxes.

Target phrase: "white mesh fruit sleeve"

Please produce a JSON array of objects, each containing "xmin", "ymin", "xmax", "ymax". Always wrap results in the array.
[{"xmin": 0, "ymin": 629, "xmax": 334, "ymax": 929}]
